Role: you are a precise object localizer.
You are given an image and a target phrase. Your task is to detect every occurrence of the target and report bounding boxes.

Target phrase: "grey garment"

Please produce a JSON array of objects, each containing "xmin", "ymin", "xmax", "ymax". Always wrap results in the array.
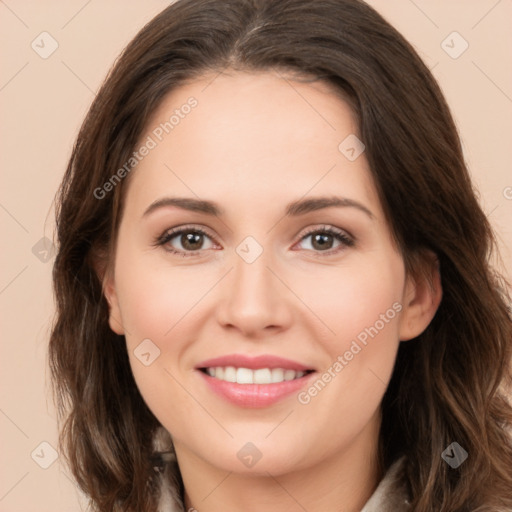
[
  {"xmin": 360, "ymin": 457, "xmax": 411, "ymax": 512},
  {"xmin": 152, "ymin": 426, "xmax": 411, "ymax": 512},
  {"xmin": 152, "ymin": 426, "xmax": 184, "ymax": 512}
]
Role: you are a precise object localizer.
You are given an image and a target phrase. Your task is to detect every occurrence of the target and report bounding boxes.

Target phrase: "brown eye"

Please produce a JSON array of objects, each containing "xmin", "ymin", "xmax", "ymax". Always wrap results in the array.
[
  {"xmin": 179, "ymin": 231, "xmax": 205, "ymax": 251},
  {"xmin": 296, "ymin": 226, "xmax": 354, "ymax": 254},
  {"xmin": 156, "ymin": 226, "xmax": 216, "ymax": 257},
  {"xmin": 310, "ymin": 232, "xmax": 335, "ymax": 251}
]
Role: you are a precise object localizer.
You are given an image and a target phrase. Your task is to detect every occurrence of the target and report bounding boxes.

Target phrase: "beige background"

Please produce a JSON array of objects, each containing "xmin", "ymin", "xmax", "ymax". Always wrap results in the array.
[{"xmin": 1, "ymin": 1, "xmax": 511, "ymax": 510}]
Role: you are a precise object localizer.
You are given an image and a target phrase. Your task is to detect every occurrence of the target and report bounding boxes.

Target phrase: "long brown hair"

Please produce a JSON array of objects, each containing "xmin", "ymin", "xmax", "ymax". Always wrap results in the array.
[{"xmin": 49, "ymin": 0, "xmax": 512, "ymax": 510}]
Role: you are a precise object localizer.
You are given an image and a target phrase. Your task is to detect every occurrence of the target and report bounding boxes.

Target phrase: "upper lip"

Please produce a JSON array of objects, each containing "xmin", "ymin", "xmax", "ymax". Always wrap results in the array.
[{"xmin": 195, "ymin": 354, "xmax": 315, "ymax": 372}]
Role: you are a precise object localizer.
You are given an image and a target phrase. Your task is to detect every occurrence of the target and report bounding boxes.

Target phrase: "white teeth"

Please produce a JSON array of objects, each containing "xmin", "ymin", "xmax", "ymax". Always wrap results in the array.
[
  {"xmin": 204, "ymin": 367, "xmax": 308, "ymax": 384},
  {"xmin": 224, "ymin": 366, "xmax": 237, "ymax": 382},
  {"xmin": 271, "ymin": 368, "xmax": 284, "ymax": 383},
  {"xmin": 284, "ymin": 369, "xmax": 296, "ymax": 381},
  {"xmin": 236, "ymin": 367, "xmax": 253, "ymax": 384},
  {"xmin": 254, "ymin": 368, "xmax": 272, "ymax": 384}
]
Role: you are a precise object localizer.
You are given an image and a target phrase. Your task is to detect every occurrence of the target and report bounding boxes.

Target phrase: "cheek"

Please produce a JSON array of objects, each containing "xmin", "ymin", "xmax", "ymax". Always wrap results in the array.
[
  {"xmin": 114, "ymin": 252, "xmax": 211, "ymax": 422},
  {"xmin": 295, "ymin": 254, "xmax": 404, "ymax": 410},
  {"xmin": 115, "ymin": 249, "xmax": 208, "ymax": 341},
  {"xmin": 300, "ymin": 255, "xmax": 404, "ymax": 348}
]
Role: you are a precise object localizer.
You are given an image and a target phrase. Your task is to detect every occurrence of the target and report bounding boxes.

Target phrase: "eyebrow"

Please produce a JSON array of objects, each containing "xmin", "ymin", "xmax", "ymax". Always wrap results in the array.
[{"xmin": 142, "ymin": 195, "xmax": 374, "ymax": 219}]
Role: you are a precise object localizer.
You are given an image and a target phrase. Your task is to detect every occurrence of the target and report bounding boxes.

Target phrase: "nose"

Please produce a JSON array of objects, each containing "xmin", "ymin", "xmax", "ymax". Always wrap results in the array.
[{"xmin": 215, "ymin": 245, "xmax": 293, "ymax": 338}]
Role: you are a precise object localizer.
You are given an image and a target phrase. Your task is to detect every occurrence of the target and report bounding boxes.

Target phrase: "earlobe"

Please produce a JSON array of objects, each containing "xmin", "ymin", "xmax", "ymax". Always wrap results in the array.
[
  {"xmin": 92, "ymin": 254, "xmax": 125, "ymax": 335},
  {"xmin": 399, "ymin": 252, "xmax": 443, "ymax": 342},
  {"xmin": 103, "ymin": 271, "xmax": 125, "ymax": 335}
]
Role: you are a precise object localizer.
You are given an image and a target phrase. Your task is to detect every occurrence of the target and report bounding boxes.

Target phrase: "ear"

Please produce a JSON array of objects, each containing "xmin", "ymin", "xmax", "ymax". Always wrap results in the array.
[
  {"xmin": 399, "ymin": 251, "xmax": 442, "ymax": 341},
  {"xmin": 92, "ymin": 254, "xmax": 125, "ymax": 336},
  {"xmin": 103, "ymin": 269, "xmax": 125, "ymax": 335}
]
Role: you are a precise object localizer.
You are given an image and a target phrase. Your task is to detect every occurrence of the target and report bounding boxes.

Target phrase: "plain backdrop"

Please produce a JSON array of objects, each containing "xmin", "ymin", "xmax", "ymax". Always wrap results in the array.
[{"xmin": 1, "ymin": 1, "xmax": 511, "ymax": 510}]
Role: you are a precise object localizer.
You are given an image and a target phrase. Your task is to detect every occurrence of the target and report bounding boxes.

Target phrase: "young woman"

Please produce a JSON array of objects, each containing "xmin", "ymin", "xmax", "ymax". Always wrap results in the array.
[{"xmin": 49, "ymin": 0, "xmax": 512, "ymax": 510}]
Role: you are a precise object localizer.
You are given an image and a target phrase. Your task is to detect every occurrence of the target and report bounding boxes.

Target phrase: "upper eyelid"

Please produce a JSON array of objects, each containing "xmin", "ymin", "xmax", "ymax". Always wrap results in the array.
[{"xmin": 163, "ymin": 224, "xmax": 218, "ymax": 242}]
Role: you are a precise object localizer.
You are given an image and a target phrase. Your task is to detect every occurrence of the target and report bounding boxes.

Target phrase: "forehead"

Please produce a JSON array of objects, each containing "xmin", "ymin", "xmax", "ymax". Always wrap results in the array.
[{"xmin": 122, "ymin": 71, "xmax": 380, "ymax": 220}]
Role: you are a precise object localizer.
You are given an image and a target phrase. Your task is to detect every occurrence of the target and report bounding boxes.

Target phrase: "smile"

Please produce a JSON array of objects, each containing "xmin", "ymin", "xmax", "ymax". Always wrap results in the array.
[
  {"xmin": 195, "ymin": 354, "xmax": 317, "ymax": 408},
  {"xmin": 200, "ymin": 367, "xmax": 312, "ymax": 384}
]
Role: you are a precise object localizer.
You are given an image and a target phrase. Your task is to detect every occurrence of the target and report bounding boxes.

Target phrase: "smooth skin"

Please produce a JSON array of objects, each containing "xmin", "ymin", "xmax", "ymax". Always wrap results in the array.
[{"xmin": 101, "ymin": 71, "xmax": 442, "ymax": 512}]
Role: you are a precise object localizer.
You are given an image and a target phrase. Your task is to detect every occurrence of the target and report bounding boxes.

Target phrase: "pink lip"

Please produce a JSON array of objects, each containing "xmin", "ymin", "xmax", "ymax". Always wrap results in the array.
[
  {"xmin": 194, "ymin": 354, "xmax": 316, "ymax": 408},
  {"xmin": 197, "ymin": 370, "xmax": 316, "ymax": 408},
  {"xmin": 195, "ymin": 354, "xmax": 314, "ymax": 372}
]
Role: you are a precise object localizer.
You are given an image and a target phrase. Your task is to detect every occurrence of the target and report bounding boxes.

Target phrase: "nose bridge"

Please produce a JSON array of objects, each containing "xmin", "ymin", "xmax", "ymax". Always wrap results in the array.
[
  {"xmin": 216, "ymin": 234, "xmax": 291, "ymax": 333},
  {"xmin": 231, "ymin": 235, "xmax": 277, "ymax": 303}
]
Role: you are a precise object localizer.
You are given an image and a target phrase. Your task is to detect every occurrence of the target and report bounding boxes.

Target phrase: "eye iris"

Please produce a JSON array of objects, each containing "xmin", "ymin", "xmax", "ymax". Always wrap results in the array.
[
  {"xmin": 312, "ymin": 233, "xmax": 333, "ymax": 250},
  {"xmin": 182, "ymin": 232, "xmax": 203, "ymax": 250}
]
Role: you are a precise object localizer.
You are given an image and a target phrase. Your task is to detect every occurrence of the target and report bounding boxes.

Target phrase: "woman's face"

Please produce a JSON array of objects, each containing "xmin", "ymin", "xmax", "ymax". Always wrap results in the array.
[{"xmin": 104, "ymin": 71, "xmax": 431, "ymax": 476}]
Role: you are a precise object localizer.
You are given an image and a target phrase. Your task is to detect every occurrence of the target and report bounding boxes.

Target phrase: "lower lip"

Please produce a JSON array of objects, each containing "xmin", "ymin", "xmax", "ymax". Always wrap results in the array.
[{"xmin": 197, "ymin": 370, "xmax": 315, "ymax": 408}]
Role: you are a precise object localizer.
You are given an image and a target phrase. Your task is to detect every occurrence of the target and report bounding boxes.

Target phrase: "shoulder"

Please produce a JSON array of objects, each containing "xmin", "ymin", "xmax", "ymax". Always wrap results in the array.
[{"xmin": 360, "ymin": 455, "xmax": 512, "ymax": 512}]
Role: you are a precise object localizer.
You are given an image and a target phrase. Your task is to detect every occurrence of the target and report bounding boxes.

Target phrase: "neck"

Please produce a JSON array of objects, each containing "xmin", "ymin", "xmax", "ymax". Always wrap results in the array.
[{"xmin": 173, "ymin": 411, "xmax": 383, "ymax": 512}]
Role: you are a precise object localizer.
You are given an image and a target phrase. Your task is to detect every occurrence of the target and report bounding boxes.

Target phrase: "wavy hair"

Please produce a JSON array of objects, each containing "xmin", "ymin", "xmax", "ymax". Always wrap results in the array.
[{"xmin": 49, "ymin": 0, "xmax": 512, "ymax": 510}]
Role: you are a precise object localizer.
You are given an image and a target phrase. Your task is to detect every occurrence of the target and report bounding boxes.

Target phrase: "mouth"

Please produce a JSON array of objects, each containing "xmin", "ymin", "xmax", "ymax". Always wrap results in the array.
[{"xmin": 194, "ymin": 354, "xmax": 317, "ymax": 408}]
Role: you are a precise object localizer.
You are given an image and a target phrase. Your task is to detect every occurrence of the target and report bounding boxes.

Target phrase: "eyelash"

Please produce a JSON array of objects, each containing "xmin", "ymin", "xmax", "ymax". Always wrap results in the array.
[{"xmin": 154, "ymin": 224, "xmax": 355, "ymax": 258}]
